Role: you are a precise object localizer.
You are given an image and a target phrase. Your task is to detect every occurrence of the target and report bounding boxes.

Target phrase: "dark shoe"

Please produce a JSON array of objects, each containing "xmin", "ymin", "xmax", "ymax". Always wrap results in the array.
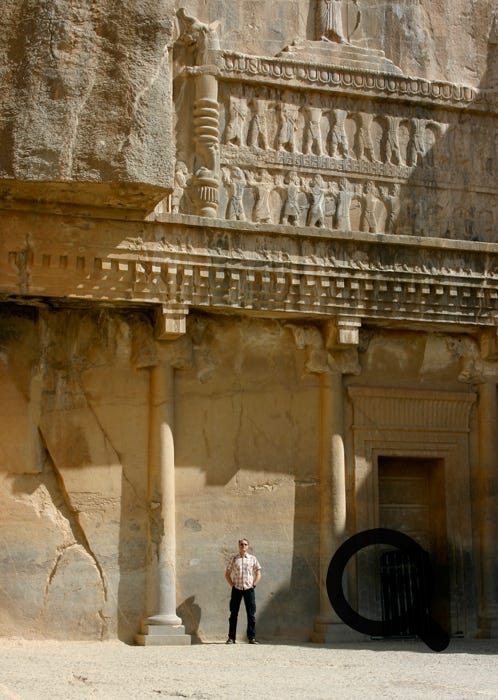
[
  {"xmin": 226, "ymin": 638, "xmax": 236, "ymax": 644},
  {"xmin": 248, "ymin": 639, "xmax": 259, "ymax": 644}
]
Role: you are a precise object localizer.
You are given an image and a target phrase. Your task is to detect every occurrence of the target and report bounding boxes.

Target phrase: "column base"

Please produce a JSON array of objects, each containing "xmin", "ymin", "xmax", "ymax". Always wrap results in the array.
[
  {"xmin": 311, "ymin": 620, "xmax": 368, "ymax": 644},
  {"xmin": 136, "ymin": 621, "xmax": 191, "ymax": 646}
]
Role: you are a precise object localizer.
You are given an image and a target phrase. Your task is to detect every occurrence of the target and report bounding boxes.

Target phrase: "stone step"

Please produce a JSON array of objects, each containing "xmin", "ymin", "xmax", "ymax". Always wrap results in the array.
[
  {"xmin": 140, "ymin": 623, "xmax": 188, "ymax": 636},
  {"xmin": 135, "ymin": 633, "xmax": 191, "ymax": 646}
]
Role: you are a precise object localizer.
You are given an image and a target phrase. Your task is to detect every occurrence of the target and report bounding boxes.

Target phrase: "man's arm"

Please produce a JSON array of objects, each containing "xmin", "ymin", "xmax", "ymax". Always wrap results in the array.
[
  {"xmin": 225, "ymin": 567, "xmax": 233, "ymax": 586},
  {"xmin": 253, "ymin": 568, "xmax": 261, "ymax": 588}
]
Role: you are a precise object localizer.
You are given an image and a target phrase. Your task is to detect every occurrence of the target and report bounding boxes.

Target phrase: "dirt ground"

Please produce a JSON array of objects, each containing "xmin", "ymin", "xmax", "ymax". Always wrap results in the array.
[{"xmin": 0, "ymin": 638, "xmax": 496, "ymax": 700}]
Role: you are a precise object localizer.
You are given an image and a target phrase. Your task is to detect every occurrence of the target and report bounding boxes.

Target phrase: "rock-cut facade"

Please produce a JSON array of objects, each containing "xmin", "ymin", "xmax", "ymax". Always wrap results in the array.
[{"xmin": 0, "ymin": 0, "xmax": 496, "ymax": 643}]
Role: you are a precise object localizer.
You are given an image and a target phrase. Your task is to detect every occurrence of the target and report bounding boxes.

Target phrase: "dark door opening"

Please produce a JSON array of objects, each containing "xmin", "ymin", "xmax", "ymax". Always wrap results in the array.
[{"xmin": 378, "ymin": 456, "xmax": 450, "ymax": 633}]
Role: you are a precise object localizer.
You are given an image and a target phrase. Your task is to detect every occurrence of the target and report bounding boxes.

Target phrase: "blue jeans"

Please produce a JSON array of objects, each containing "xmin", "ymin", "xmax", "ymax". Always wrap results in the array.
[{"xmin": 228, "ymin": 586, "xmax": 256, "ymax": 641}]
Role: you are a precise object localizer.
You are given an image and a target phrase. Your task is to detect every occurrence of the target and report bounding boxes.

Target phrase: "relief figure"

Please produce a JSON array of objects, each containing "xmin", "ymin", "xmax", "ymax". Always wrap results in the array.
[
  {"xmin": 249, "ymin": 170, "xmax": 273, "ymax": 223},
  {"xmin": 282, "ymin": 171, "xmax": 303, "ymax": 225},
  {"xmin": 225, "ymin": 96, "xmax": 249, "ymax": 147},
  {"xmin": 278, "ymin": 100, "xmax": 300, "ymax": 153},
  {"xmin": 356, "ymin": 112, "xmax": 377, "ymax": 162},
  {"xmin": 381, "ymin": 184, "xmax": 400, "ymax": 234},
  {"xmin": 171, "ymin": 161, "xmax": 190, "ymax": 214},
  {"xmin": 304, "ymin": 106, "xmax": 324, "ymax": 156},
  {"xmin": 316, "ymin": 0, "xmax": 359, "ymax": 44},
  {"xmin": 360, "ymin": 181, "xmax": 379, "ymax": 233},
  {"xmin": 334, "ymin": 177, "xmax": 353, "ymax": 231},
  {"xmin": 330, "ymin": 108, "xmax": 350, "ymax": 159},
  {"xmin": 307, "ymin": 174, "xmax": 326, "ymax": 227},
  {"xmin": 384, "ymin": 116, "xmax": 402, "ymax": 166},
  {"xmin": 249, "ymin": 97, "xmax": 270, "ymax": 150},
  {"xmin": 408, "ymin": 119, "xmax": 427, "ymax": 167},
  {"xmin": 224, "ymin": 167, "xmax": 246, "ymax": 221}
]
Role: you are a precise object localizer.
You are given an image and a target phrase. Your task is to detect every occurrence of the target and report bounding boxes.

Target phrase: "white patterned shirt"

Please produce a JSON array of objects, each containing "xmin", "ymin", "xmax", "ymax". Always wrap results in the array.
[{"xmin": 226, "ymin": 553, "xmax": 261, "ymax": 590}]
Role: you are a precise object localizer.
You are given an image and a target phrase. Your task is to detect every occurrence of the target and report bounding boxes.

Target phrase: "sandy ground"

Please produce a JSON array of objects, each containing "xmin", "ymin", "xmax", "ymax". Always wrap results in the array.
[{"xmin": 0, "ymin": 638, "xmax": 496, "ymax": 700}]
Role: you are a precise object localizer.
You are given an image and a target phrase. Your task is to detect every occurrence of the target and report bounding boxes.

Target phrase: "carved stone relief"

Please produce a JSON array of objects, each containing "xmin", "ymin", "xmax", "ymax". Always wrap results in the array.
[{"xmin": 172, "ymin": 11, "xmax": 497, "ymax": 242}]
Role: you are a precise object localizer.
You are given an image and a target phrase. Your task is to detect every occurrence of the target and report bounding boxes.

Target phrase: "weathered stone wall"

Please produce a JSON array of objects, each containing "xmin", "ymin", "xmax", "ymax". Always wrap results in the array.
[
  {"xmin": 0, "ymin": 0, "xmax": 175, "ymax": 209},
  {"xmin": 0, "ymin": 305, "xmax": 488, "ymax": 640},
  {"xmin": 0, "ymin": 307, "xmax": 322, "ymax": 641},
  {"xmin": 0, "ymin": 306, "xmax": 150, "ymax": 641},
  {"xmin": 174, "ymin": 315, "xmax": 321, "ymax": 640}
]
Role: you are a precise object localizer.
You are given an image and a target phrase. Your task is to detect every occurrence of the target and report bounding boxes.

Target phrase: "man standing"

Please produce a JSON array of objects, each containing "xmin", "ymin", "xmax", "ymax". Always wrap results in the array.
[{"xmin": 225, "ymin": 538, "xmax": 262, "ymax": 644}]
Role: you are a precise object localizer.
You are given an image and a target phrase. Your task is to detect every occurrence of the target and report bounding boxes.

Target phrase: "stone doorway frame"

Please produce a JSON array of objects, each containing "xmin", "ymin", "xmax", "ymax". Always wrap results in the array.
[{"xmin": 347, "ymin": 386, "xmax": 477, "ymax": 637}]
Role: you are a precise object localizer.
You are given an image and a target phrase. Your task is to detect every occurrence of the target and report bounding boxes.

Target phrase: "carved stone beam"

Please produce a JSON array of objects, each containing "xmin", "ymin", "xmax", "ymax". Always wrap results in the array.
[
  {"xmin": 324, "ymin": 316, "xmax": 361, "ymax": 349},
  {"xmin": 155, "ymin": 304, "xmax": 189, "ymax": 340}
]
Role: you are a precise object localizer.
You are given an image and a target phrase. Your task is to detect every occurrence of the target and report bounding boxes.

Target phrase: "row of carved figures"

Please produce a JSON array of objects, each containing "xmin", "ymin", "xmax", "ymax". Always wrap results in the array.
[
  {"xmin": 172, "ymin": 162, "xmax": 401, "ymax": 233},
  {"xmin": 171, "ymin": 162, "xmax": 495, "ymax": 241},
  {"xmin": 223, "ymin": 95, "xmax": 444, "ymax": 167}
]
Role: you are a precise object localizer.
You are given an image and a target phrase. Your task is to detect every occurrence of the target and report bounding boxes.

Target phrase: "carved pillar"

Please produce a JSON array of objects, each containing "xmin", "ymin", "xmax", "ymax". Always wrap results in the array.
[
  {"xmin": 191, "ymin": 67, "xmax": 220, "ymax": 217},
  {"xmin": 310, "ymin": 317, "xmax": 364, "ymax": 642},
  {"xmin": 311, "ymin": 366, "xmax": 365, "ymax": 642},
  {"xmin": 136, "ymin": 361, "xmax": 190, "ymax": 645},
  {"xmin": 314, "ymin": 369, "xmax": 346, "ymax": 620},
  {"xmin": 477, "ymin": 380, "xmax": 498, "ymax": 637}
]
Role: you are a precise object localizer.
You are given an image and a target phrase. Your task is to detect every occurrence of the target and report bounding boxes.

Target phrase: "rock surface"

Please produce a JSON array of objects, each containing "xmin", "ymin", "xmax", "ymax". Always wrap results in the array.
[{"xmin": 0, "ymin": 0, "xmax": 175, "ymax": 209}]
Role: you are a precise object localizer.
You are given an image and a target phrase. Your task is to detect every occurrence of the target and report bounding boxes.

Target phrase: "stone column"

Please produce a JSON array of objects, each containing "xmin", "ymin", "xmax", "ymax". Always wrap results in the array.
[
  {"xmin": 477, "ymin": 381, "xmax": 498, "ymax": 637},
  {"xmin": 311, "ymin": 318, "xmax": 364, "ymax": 642},
  {"xmin": 191, "ymin": 68, "xmax": 220, "ymax": 217},
  {"xmin": 312, "ymin": 367, "xmax": 363, "ymax": 642},
  {"xmin": 136, "ymin": 362, "xmax": 190, "ymax": 645}
]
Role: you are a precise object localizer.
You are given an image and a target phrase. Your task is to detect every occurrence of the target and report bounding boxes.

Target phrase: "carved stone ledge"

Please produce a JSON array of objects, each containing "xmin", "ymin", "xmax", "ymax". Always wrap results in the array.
[
  {"xmin": 348, "ymin": 386, "xmax": 476, "ymax": 432},
  {"xmin": 216, "ymin": 51, "xmax": 490, "ymax": 113},
  {"xmin": 1, "ymin": 212, "xmax": 496, "ymax": 330}
]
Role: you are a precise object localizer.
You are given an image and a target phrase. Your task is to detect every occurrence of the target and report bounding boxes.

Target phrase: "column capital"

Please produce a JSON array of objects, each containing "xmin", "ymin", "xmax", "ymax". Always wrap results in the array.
[
  {"xmin": 448, "ymin": 333, "xmax": 498, "ymax": 384},
  {"xmin": 480, "ymin": 326, "xmax": 498, "ymax": 362},
  {"xmin": 287, "ymin": 319, "xmax": 361, "ymax": 376}
]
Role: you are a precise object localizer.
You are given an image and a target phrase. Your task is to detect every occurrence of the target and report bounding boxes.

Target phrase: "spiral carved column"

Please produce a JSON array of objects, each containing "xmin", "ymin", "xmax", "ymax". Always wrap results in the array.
[{"xmin": 192, "ymin": 70, "xmax": 220, "ymax": 217}]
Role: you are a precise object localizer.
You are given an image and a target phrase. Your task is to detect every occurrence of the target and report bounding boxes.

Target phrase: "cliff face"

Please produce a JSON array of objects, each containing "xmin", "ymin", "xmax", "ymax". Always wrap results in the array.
[
  {"xmin": 0, "ymin": 0, "xmax": 175, "ymax": 208},
  {"xmin": 0, "ymin": 1, "xmax": 495, "ymax": 210},
  {"xmin": 182, "ymin": 0, "xmax": 495, "ymax": 85},
  {"xmin": 0, "ymin": 2, "xmax": 496, "ymax": 644}
]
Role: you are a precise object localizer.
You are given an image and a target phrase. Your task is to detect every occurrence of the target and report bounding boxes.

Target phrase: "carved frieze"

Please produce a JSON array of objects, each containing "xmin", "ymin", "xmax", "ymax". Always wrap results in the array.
[
  {"xmin": 173, "ymin": 23, "xmax": 497, "ymax": 243},
  {"xmin": 216, "ymin": 52, "xmax": 485, "ymax": 110},
  {"xmin": 2, "ymin": 210, "xmax": 496, "ymax": 330}
]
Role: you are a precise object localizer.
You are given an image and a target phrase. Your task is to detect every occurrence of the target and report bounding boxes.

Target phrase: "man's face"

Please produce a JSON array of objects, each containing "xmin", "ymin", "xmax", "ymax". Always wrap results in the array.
[{"xmin": 238, "ymin": 540, "xmax": 249, "ymax": 553}]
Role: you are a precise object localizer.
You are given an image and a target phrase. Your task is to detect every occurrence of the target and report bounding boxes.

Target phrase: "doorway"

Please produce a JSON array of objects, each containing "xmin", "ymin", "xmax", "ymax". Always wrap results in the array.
[{"xmin": 378, "ymin": 456, "xmax": 450, "ymax": 632}]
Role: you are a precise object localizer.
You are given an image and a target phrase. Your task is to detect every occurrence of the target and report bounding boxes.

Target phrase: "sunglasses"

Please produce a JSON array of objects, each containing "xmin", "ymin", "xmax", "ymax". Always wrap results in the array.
[{"xmin": 239, "ymin": 542, "xmax": 249, "ymax": 546}]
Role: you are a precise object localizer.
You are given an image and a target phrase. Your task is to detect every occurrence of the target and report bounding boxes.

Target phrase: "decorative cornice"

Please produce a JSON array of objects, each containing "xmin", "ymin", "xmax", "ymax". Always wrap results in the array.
[
  {"xmin": 216, "ymin": 51, "xmax": 491, "ymax": 113},
  {"xmin": 1, "ymin": 212, "xmax": 496, "ymax": 329}
]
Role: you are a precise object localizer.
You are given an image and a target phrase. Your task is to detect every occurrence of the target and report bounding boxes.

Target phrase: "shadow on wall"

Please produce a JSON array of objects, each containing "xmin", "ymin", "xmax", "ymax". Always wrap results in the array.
[
  {"xmin": 174, "ymin": 315, "xmax": 321, "ymax": 642},
  {"xmin": 177, "ymin": 596, "xmax": 202, "ymax": 643},
  {"xmin": 393, "ymin": 15, "xmax": 497, "ymax": 244},
  {"xmin": 256, "ymin": 482, "xmax": 321, "ymax": 641}
]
